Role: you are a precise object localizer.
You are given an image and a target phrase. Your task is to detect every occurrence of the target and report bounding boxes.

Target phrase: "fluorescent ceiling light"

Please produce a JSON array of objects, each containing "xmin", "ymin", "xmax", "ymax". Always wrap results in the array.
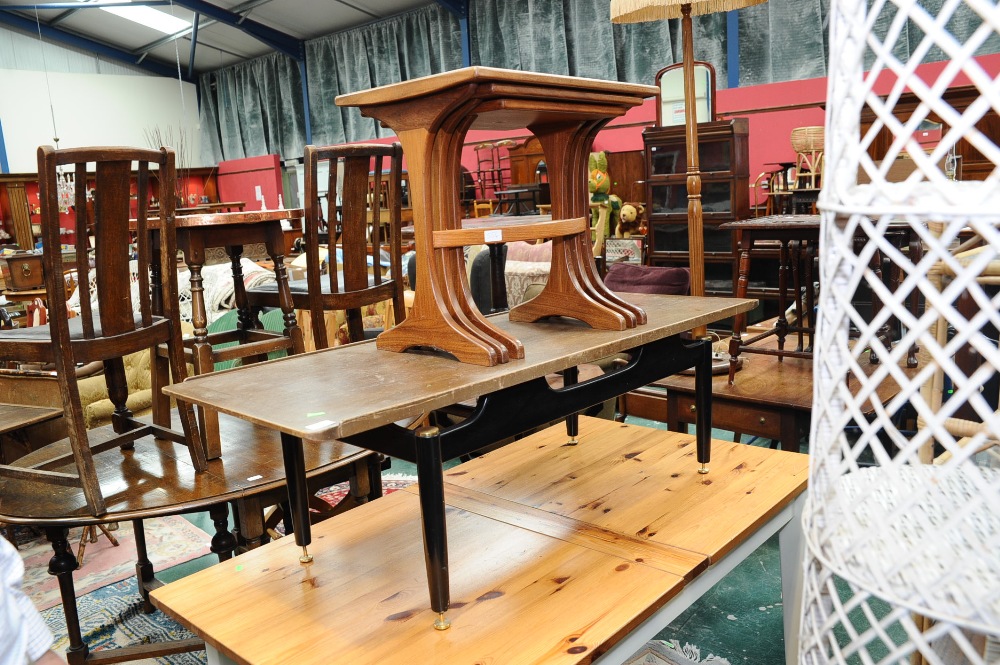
[{"xmin": 79, "ymin": 1, "xmax": 191, "ymax": 35}]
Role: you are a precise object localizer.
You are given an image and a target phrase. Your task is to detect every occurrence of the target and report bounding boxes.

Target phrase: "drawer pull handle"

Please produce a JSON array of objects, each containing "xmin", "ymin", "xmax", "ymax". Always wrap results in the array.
[
  {"xmin": 20, "ymin": 263, "xmax": 31, "ymax": 277},
  {"xmin": 759, "ymin": 417, "xmax": 766, "ymax": 425},
  {"xmin": 689, "ymin": 405, "xmax": 696, "ymax": 413}
]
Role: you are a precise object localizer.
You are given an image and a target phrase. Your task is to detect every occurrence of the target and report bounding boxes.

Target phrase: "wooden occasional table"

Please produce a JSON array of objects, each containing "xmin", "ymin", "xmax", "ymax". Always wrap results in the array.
[
  {"xmin": 0, "ymin": 402, "xmax": 61, "ymax": 464},
  {"xmin": 722, "ymin": 214, "xmax": 920, "ymax": 385},
  {"xmin": 624, "ymin": 346, "xmax": 924, "ymax": 453},
  {"xmin": 493, "ymin": 187, "xmax": 537, "ymax": 216},
  {"xmin": 337, "ymin": 67, "xmax": 657, "ymax": 366},
  {"xmin": 164, "ymin": 293, "xmax": 756, "ymax": 629},
  {"xmin": 152, "ymin": 417, "xmax": 808, "ymax": 665},
  {"xmin": 150, "ymin": 208, "xmax": 306, "ymax": 459},
  {"xmin": 0, "ymin": 402, "xmax": 62, "ymax": 546}
]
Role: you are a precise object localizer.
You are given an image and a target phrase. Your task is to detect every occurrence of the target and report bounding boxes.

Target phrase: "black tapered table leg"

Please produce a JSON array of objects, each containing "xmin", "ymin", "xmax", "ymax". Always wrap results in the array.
[
  {"xmin": 487, "ymin": 244, "xmax": 507, "ymax": 313},
  {"xmin": 564, "ymin": 365, "xmax": 579, "ymax": 443},
  {"xmin": 280, "ymin": 431, "xmax": 312, "ymax": 563},
  {"xmin": 415, "ymin": 425, "xmax": 450, "ymax": 630},
  {"xmin": 693, "ymin": 338, "xmax": 713, "ymax": 472}
]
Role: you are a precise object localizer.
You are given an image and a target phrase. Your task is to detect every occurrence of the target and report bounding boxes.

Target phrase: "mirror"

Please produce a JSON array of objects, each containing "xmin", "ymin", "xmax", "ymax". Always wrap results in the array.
[{"xmin": 655, "ymin": 61, "xmax": 716, "ymax": 127}]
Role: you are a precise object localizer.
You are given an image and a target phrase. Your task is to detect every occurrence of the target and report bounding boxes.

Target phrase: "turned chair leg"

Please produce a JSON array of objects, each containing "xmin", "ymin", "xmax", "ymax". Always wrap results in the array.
[{"xmin": 45, "ymin": 527, "xmax": 89, "ymax": 665}]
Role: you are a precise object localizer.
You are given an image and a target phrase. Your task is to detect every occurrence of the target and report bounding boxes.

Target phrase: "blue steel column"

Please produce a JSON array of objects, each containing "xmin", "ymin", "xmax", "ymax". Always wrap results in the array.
[
  {"xmin": 727, "ymin": 10, "xmax": 740, "ymax": 89},
  {"xmin": 299, "ymin": 58, "xmax": 312, "ymax": 146}
]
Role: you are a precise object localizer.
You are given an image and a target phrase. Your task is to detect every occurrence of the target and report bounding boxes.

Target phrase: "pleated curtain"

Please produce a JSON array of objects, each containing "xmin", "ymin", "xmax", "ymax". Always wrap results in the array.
[{"xmin": 196, "ymin": 0, "xmax": 997, "ymax": 165}]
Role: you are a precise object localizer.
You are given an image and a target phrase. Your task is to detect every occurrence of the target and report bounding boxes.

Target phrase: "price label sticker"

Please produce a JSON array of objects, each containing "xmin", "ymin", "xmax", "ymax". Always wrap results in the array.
[{"xmin": 484, "ymin": 229, "xmax": 503, "ymax": 243}]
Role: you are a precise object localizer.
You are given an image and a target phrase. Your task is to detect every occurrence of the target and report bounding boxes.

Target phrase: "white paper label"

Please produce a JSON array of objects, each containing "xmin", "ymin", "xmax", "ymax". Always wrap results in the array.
[
  {"xmin": 484, "ymin": 229, "xmax": 503, "ymax": 243},
  {"xmin": 305, "ymin": 419, "xmax": 335, "ymax": 431}
]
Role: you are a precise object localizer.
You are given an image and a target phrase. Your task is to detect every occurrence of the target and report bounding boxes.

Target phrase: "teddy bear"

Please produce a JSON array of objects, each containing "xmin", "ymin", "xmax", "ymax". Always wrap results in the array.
[{"xmin": 615, "ymin": 203, "xmax": 644, "ymax": 238}]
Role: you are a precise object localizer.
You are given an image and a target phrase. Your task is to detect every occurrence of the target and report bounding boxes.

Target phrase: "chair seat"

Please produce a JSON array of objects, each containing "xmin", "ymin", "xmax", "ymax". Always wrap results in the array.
[
  {"xmin": 247, "ymin": 274, "xmax": 376, "ymax": 296},
  {"xmin": 0, "ymin": 315, "xmax": 169, "ymax": 363}
]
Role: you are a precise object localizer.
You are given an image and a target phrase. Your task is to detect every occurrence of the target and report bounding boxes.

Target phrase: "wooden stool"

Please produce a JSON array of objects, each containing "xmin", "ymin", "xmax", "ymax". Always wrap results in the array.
[{"xmin": 791, "ymin": 126, "xmax": 824, "ymax": 190}]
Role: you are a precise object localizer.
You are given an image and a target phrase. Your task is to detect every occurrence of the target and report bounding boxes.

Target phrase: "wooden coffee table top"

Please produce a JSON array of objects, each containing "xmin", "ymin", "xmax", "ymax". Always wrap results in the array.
[
  {"xmin": 151, "ymin": 419, "xmax": 807, "ymax": 665},
  {"xmin": 164, "ymin": 293, "xmax": 756, "ymax": 441},
  {"xmin": 444, "ymin": 416, "xmax": 810, "ymax": 564}
]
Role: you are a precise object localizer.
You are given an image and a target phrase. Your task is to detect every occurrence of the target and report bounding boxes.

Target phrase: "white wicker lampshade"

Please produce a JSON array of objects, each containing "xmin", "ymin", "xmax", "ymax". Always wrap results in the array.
[
  {"xmin": 610, "ymin": 0, "xmax": 766, "ymax": 22},
  {"xmin": 804, "ymin": 0, "xmax": 1000, "ymax": 663}
]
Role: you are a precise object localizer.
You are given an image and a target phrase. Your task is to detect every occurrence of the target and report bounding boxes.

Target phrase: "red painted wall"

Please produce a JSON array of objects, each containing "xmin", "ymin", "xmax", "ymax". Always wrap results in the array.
[
  {"xmin": 217, "ymin": 154, "xmax": 284, "ymax": 210},
  {"xmin": 338, "ymin": 53, "xmax": 1000, "ymax": 203}
]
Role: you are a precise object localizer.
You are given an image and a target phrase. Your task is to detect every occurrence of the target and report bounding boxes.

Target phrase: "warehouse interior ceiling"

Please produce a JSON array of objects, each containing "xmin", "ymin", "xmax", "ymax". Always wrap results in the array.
[{"xmin": 0, "ymin": 0, "xmax": 445, "ymax": 80}]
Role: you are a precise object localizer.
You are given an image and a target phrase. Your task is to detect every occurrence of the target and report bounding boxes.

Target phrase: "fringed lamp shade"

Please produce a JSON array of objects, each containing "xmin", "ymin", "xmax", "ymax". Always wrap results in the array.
[{"xmin": 610, "ymin": 0, "xmax": 766, "ymax": 22}]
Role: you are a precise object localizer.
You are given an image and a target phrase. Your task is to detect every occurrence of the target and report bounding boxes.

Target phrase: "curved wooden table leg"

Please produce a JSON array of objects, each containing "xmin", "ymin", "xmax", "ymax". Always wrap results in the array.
[
  {"xmin": 376, "ymin": 253, "xmax": 503, "ymax": 366},
  {"xmin": 440, "ymin": 250, "xmax": 523, "ymax": 359},
  {"xmin": 510, "ymin": 234, "xmax": 627, "ymax": 329},
  {"xmin": 569, "ymin": 231, "xmax": 644, "ymax": 325}
]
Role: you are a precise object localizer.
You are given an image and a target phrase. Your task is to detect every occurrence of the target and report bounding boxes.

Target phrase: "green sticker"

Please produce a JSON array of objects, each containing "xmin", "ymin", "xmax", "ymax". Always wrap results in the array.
[
  {"xmin": 306, "ymin": 412, "xmax": 325, "ymax": 417},
  {"xmin": 235, "ymin": 565, "xmax": 244, "ymax": 571}
]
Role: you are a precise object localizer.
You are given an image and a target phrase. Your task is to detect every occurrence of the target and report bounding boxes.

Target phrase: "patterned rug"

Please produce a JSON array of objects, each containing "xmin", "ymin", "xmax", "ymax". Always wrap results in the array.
[
  {"xmin": 625, "ymin": 640, "xmax": 732, "ymax": 665},
  {"xmin": 42, "ymin": 576, "xmax": 206, "ymax": 664},
  {"xmin": 315, "ymin": 473, "xmax": 416, "ymax": 505},
  {"xmin": 20, "ymin": 516, "xmax": 213, "ymax": 611}
]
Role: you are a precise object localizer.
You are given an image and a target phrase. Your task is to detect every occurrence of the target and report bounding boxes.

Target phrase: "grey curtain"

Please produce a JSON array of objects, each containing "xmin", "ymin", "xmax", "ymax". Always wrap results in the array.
[
  {"xmin": 306, "ymin": 4, "xmax": 463, "ymax": 146},
  {"xmin": 198, "ymin": 0, "xmax": 1000, "ymax": 157},
  {"xmin": 468, "ymin": 0, "xmax": 726, "ymax": 86},
  {"xmin": 198, "ymin": 52, "xmax": 306, "ymax": 164},
  {"xmin": 865, "ymin": 0, "xmax": 1000, "ymax": 71},
  {"xmin": 738, "ymin": 0, "xmax": 829, "ymax": 86}
]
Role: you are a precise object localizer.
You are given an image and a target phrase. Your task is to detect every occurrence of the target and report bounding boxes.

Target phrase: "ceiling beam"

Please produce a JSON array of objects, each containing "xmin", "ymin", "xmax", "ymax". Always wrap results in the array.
[
  {"xmin": 0, "ymin": 9, "xmax": 193, "ymax": 80},
  {"xmin": 167, "ymin": 0, "xmax": 304, "ymax": 60},
  {"xmin": 0, "ymin": 2, "xmax": 172, "ymax": 9},
  {"xmin": 132, "ymin": 0, "xmax": 277, "ymax": 68}
]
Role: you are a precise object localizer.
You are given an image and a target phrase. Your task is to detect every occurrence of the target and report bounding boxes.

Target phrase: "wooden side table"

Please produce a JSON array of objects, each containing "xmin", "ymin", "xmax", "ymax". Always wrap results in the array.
[
  {"xmin": 622, "ymin": 345, "xmax": 924, "ymax": 453},
  {"xmin": 337, "ymin": 67, "xmax": 656, "ymax": 366},
  {"xmin": 722, "ymin": 214, "xmax": 920, "ymax": 385},
  {"xmin": 150, "ymin": 208, "xmax": 306, "ymax": 458},
  {"xmin": 0, "ymin": 402, "xmax": 61, "ymax": 464},
  {"xmin": 0, "ymin": 402, "xmax": 62, "ymax": 545}
]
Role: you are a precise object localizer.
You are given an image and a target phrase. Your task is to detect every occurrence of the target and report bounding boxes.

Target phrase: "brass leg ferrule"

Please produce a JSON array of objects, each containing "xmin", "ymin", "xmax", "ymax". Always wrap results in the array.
[
  {"xmin": 299, "ymin": 546, "xmax": 313, "ymax": 563},
  {"xmin": 698, "ymin": 463, "xmax": 710, "ymax": 475},
  {"xmin": 434, "ymin": 613, "xmax": 451, "ymax": 631}
]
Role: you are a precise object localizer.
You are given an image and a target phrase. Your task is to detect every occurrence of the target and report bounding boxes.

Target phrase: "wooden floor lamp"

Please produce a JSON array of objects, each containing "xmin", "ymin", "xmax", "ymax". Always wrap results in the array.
[{"xmin": 611, "ymin": 0, "xmax": 765, "ymax": 338}]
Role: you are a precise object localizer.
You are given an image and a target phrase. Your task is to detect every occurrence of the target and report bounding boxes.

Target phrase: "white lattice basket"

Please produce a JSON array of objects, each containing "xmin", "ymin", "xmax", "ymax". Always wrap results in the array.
[{"xmin": 802, "ymin": 1, "xmax": 1000, "ymax": 663}]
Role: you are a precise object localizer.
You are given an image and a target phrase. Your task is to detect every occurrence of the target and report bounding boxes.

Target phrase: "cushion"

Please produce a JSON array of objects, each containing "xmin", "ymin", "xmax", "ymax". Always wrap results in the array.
[
  {"xmin": 505, "ymin": 240, "xmax": 552, "ymax": 263},
  {"xmin": 603, "ymin": 263, "xmax": 690, "ymax": 296}
]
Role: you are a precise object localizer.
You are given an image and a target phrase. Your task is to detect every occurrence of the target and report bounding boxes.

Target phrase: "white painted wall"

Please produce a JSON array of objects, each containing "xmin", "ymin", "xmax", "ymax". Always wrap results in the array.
[{"xmin": 0, "ymin": 68, "xmax": 202, "ymax": 173}]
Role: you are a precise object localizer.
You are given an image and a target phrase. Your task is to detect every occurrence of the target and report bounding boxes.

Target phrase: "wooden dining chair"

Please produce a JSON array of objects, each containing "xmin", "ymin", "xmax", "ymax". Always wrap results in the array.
[
  {"xmin": 248, "ymin": 143, "xmax": 406, "ymax": 349},
  {"xmin": 0, "ymin": 145, "xmax": 206, "ymax": 516}
]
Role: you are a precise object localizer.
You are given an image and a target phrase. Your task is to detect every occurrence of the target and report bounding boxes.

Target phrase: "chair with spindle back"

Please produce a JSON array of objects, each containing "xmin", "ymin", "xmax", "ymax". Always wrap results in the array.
[
  {"xmin": 248, "ymin": 143, "xmax": 406, "ymax": 349},
  {"xmin": 0, "ymin": 145, "xmax": 206, "ymax": 517}
]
